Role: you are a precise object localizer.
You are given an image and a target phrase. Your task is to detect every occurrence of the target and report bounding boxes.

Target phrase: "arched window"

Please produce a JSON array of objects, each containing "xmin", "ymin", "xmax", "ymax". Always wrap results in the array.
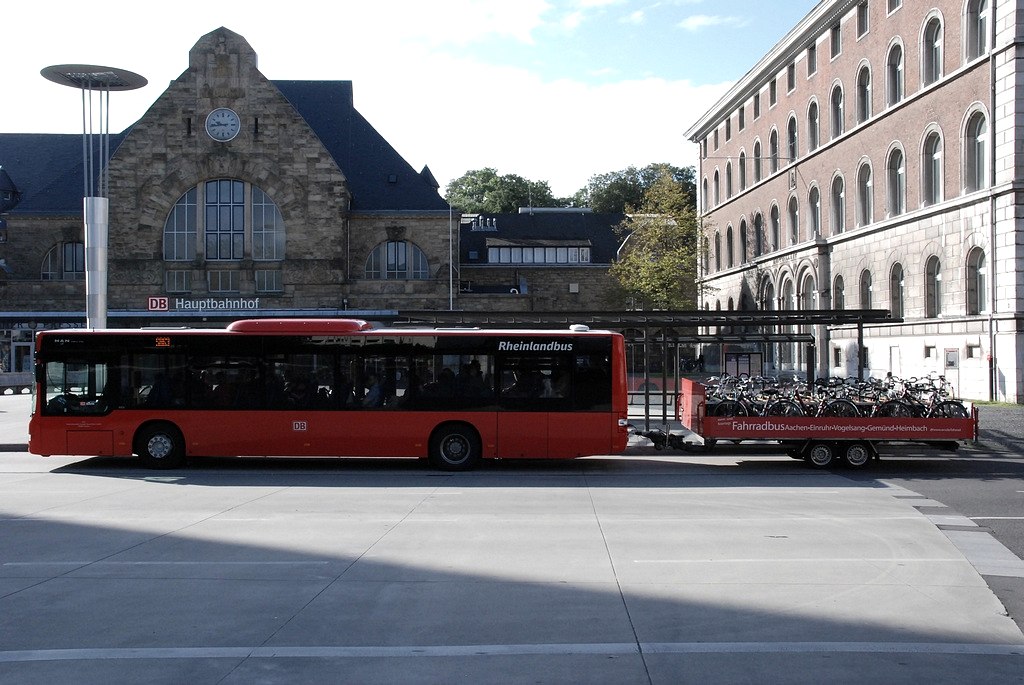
[
  {"xmin": 966, "ymin": 0, "xmax": 989, "ymax": 61},
  {"xmin": 856, "ymin": 65, "xmax": 872, "ymax": 123},
  {"xmin": 702, "ymin": 177, "xmax": 709, "ymax": 211},
  {"xmin": 830, "ymin": 84, "xmax": 845, "ymax": 138},
  {"xmin": 889, "ymin": 262, "xmax": 905, "ymax": 318},
  {"xmin": 922, "ymin": 131, "xmax": 943, "ymax": 206},
  {"xmin": 788, "ymin": 196, "xmax": 799, "ymax": 245},
  {"xmin": 753, "ymin": 213, "xmax": 764, "ymax": 257},
  {"xmin": 887, "ymin": 44, "xmax": 904, "ymax": 106},
  {"xmin": 925, "ymin": 255, "xmax": 942, "ymax": 317},
  {"xmin": 831, "ymin": 176, "xmax": 846, "ymax": 235},
  {"xmin": 41, "ymin": 242, "xmax": 84, "ymax": 281},
  {"xmin": 770, "ymin": 204, "xmax": 781, "ymax": 251},
  {"xmin": 800, "ymin": 273, "xmax": 816, "ymax": 310},
  {"xmin": 753, "ymin": 140, "xmax": 763, "ymax": 182},
  {"xmin": 860, "ymin": 269, "xmax": 873, "ymax": 308},
  {"xmin": 740, "ymin": 220, "xmax": 748, "ymax": 264},
  {"xmin": 808, "ymin": 186, "xmax": 821, "ymax": 238},
  {"xmin": 365, "ymin": 240, "xmax": 430, "ymax": 280},
  {"xmin": 807, "ymin": 101, "xmax": 820, "ymax": 152},
  {"xmin": 762, "ymin": 280, "xmax": 776, "ymax": 310},
  {"xmin": 714, "ymin": 231, "xmax": 722, "ymax": 271},
  {"xmin": 769, "ymin": 129, "xmax": 780, "ymax": 173},
  {"xmin": 726, "ymin": 225, "xmax": 735, "ymax": 268},
  {"xmin": 967, "ymin": 247, "xmax": 988, "ymax": 314},
  {"xmin": 834, "ymin": 275, "xmax": 846, "ymax": 310},
  {"xmin": 965, "ymin": 111, "xmax": 988, "ymax": 192},
  {"xmin": 857, "ymin": 163, "xmax": 873, "ymax": 226},
  {"xmin": 252, "ymin": 187, "xmax": 286, "ymax": 261},
  {"xmin": 922, "ymin": 17, "xmax": 943, "ymax": 86},
  {"xmin": 887, "ymin": 148, "xmax": 906, "ymax": 216},
  {"xmin": 713, "ymin": 170, "xmax": 721, "ymax": 205},
  {"xmin": 726, "ymin": 162, "xmax": 733, "ymax": 199},
  {"xmin": 739, "ymin": 152, "xmax": 747, "ymax": 190},
  {"xmin": 787, "ymin": 117, "xmax": 798, "ymax": 162},
  {"xmin": 163, "ymin": 187, "xmax": 197, "ymax": 261}
]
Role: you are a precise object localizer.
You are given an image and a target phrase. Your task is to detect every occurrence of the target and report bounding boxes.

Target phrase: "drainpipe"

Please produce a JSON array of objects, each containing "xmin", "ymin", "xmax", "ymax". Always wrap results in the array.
[{"xmin": 987, "ymin": 0, "xmax": 998, "ymax": 401}]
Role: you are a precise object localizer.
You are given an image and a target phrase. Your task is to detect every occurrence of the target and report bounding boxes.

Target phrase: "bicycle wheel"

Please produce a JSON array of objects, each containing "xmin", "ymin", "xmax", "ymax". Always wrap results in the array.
[
  {"xmin": 874, "ymin": 400, "xmax": 912, "ymax": 417},
  {"xmin": 713, "ymin": 399, "xmax": 748, "ymax": 417},
  {"xmin": 928, "ymin": 400, "xmax": 969, "ymax": 418},
  {"xmin": 765, "ymin": 399, "xmax": 804, "ymax": 416},
  {"xmin": 822, "ymin": 399, "xmax": 860, "ymax": 417}
]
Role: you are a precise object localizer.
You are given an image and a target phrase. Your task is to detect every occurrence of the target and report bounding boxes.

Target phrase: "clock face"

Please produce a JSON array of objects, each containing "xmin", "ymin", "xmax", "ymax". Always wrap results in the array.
[{"xmin": 205, "ymin": 108, "xmax": 240, "ymax": 142}]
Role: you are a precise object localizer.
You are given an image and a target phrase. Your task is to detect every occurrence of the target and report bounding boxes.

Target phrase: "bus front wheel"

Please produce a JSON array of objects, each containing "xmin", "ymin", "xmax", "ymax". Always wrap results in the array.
[
  {"xmin": 429, "ymin": 424, "xmax": 481, "ymax": 471},
  {"xmin": 135, "ymin": 423, "xmax": 186, "ymax": 469}
]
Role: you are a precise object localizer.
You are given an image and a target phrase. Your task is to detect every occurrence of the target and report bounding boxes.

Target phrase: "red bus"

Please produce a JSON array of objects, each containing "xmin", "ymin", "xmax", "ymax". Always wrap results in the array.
[{"xmin": 28, "ymin": 319, "xmax": 630, "ymax": 470}]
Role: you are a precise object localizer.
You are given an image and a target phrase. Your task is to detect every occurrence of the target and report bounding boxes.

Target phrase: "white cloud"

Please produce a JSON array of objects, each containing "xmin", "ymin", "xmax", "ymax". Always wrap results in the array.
[{"xmin": 677, "ymin": 14, "xmax": 746, "ymax": 32}]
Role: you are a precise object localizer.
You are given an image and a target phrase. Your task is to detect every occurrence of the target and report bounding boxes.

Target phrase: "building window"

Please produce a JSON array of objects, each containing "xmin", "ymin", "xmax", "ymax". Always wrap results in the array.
[
  {"xmin": 41, "ymin": 242, "xmax": 84, "ymax": 280},
  {"xmin": 739, "ymin": 152, "xmax": 747, "ymax": 190},
  {"xmin": 770, "ymin": 204, "xmax": 781, "ymax": 250},
  {"xmin": 726, "ymin": 225, "xmax": 735, "ymax": 268},
  {"xmin": 714, "ymin": 231, "xmax": 722, "ymax": 271},
  {"xmin": 788, "ymin": 196, "xmax": 799, "ymax": 245},
  {"xmin": 830, "ymin": 176, "xmax": 845, "ymax": 235},
  {"xmin": 366, "ymin": 240, "xmax": 430, "ymax": 279},
  {"xmin": 967, "ymin": 247, "xmax": 988, "ymax": 314},
  {"xmin": 163, "ymin": 187, "xmax": 197, "ymax": 261},
  {"xmin": 770, "ymin": 79, "xmax": 777, "ymax": 106},
  {"xmin": 887, "ymin": 148, "xmax": 906, "ymax": 216},
  {"xmin": 807, "ymin": 43, "xmax": 817, "ymax": 76},
  {"xmin": 807, "ymin": 101, "xmax": 820, "ymax": 152},
  {"xmin": 856, "ymin": 65, "xmax": 872, "ymax": 123},
  {"xmin": 252, "ymin": 187, "xmax": 285, "ymax": 260},
  {"xmin": 753, "ymin": 92, "xmax": 761, "ymax": 119},
  {"xmin": 205, "ymin": 179, "xmax": 245, "ymax": 261},
  {"xmin": 888, "ymin": 0, "xmax": 902, "ymax": 13},
  {"xmin": 753, "ymin": 141, "xmax": 763, "ymax": 181},
  {"xmin": 165, "ymin": 270, "xmax": 191, "ymax": 293},
  {"xmin": 925, "ymin": 255, "xmax": 942, "ymax": 317},
  {"xmin": 787, "ymin": 63, "xmax": 796, "ymax": 92},
  {"xmin": 255, "ymin": 269, "xmax": 283, "ymax": 293},
  {"xmin": 889, "ymin": 262, "xmax": 905, "ymax": 318},
  {"xmin": 857, "ymin": 1, "xmax": 869, "ymax": 37},
  {"xmin": 713, "ymin": 170, "xmax": 721, "ymax": 205},
  {"xmin": 208, "ymin": 269, "xmax": 240, "ymax": 293},
  {"xmin": 857, "ymin": 163, "xmax": 873, "ymax": 226},
  {"xmin": 808, "ymin": 186, "xmax": 821, "ymax": 238},
  {"xmin": 887, "ymin": 44, "xmax": 904, "ymax": 106},
  {"xmin": 834, "ymin": 275, "xmax": 846, "ymax": 310},
  {"xmin": 726, "ymin": 162, "xmax": 733, "ymax": 198},
  {"xmin": 725, "ymin": 118, "xmax": 732, "ymax": 141},
  {"xmin": 966, "ymin": 0, "xmax": 989, "ymax": 60},
  {"xmin": 860, "ymin": 269, "xmax": 873, "ymax": 308},
  {"xmin": 965, "ymin": 111, "xmax": 988, "ymax": 192},
  {"xmin": 922, "ymin": 131, "xmax": 943, "ymax": 206},
  {"xmin": 800, "ymin": 273, "xmax": 816, "ymax": 310},
  {"xmin": 923, "ymin": 18, "xmax": 943, "ymax": 86},
  {"xmin": 830, "ymin": 23, "xmax": 842, "ymax": 58},
  {"xmin": 753, "ymin": 213, "xmax": 764, "ymax": 257},
  {"xmin": 787, "ymin": 117, "xmax": 798, "ymax": 163},
  {"xmin": 702, "ymin": 178, "xmax": 709, "ymax": 210},
  {"xmin": 740, "ymin": 220, "xmax": 748, "ymax": 264},
  {"xmin": 769, "ymin": 130, "xmax": 780, "ymax": 173},
  {"xmin": 830, "ymin": 85, "xmax": 845, "ymax": 139},
  {"xmin": 738, "ymin": 105, "xmax": 745, "ymax": 130}
]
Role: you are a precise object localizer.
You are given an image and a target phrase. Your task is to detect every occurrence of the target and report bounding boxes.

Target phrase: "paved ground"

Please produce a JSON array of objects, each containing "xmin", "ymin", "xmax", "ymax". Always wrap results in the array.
[{"xmin": 0, "ymin": 393, "xmax": 1022, "ymax": 684}]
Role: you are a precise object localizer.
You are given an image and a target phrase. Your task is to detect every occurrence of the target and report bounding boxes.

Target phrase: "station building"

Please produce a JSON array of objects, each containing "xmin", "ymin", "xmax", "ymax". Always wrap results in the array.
[
  {"xmin": 685, "ymin": 0, "xmax": 1018, "ymax": 401},
  {"xmin": 0, "ymin": 28, "xmax": 624, "ymax": 376}
]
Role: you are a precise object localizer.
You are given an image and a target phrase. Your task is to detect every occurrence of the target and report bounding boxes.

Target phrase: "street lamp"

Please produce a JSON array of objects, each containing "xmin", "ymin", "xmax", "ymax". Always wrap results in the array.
[{"xmin": 41, "ymin": 64, "xmax": 146, "ymax": 329}]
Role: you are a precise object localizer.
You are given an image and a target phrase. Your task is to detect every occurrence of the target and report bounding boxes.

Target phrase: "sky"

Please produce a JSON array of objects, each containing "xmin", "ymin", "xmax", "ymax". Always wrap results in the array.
[{"xmin": 4, "ymin": 0, "xmax": 817, "ymax": 198}]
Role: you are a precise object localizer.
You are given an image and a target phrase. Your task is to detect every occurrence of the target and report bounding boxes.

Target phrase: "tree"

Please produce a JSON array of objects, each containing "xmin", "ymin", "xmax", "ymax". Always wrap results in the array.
[
  {"xmin": 609, "ymin": 169, "xmax": 700, "ymax": 309},
  {"xmin": 445, "ymin": 168, "xmax": 560, "ymax": 213},
  {"xmin": 581, "ymin": 163, "xmax": 696, "ymax": 214}
]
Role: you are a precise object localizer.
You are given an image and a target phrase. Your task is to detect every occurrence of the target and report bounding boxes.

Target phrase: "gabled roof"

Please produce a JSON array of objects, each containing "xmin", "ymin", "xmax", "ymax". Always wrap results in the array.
[
  {"xmin": 460, "ymin": 210, "xmax": 626, "ymax": 265},
  {"xmin": 0, "ymin": 81, "xmax": 448, "ymax": 216}
]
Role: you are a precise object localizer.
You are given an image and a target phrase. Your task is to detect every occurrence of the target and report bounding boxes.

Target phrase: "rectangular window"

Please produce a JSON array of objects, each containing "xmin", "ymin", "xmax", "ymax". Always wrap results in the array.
[
  {"xmin": 208, "ymin": 270, "xmax": 240, "ymax": 293},
  {"xmin": 887, "ymin": 0, "xmax": 901, "ymax": 13},
  {"xmin": 832, "ymin": 347, "xmax": 841, "ymax": 367},
  {"xmin": 545, "ymin": 247, "xmax": 557, "ymax": 263},
  {"xmin": 579, "ymin": 247, "xmax": 591, "ymax": 263},
  {"xmin": 787, "ymin": 63, "xmax": 795, "ymax": 92},
  {"xmin": 753, "ymin": 92, "xmax": 761, "ymax": 119},
  {"xmin": 165, "ymin": 270, "xmax": 191, "ymax": 293},
  {"xmin": 831, "ymin": 23, "xmax": 842, "ymax": 58},
  {"xmin": 857, "ymin": 2, "xmax": 869, "ymax": 36},
  {"xmin": 769, "ymin": 79, "xmax": 777, "ymax": 106},
  {"xmin": 807, "ymin": 44, "xmax": 817, "ymax": 76},
  {"xmin": 714, "ymin": 129, "xmax": 719, "ymax": 150},
  {"xmin": 252, "ymin": 187, "xmax": 284, "ymax": 261},
  {"xmin": 966, "ymin": 344, "xmax": 981, "ymax": 359},
  {"xmin": 924, "ymin": 345, "xmax": 936, "ymax": 359},
  {"xmin": 205, "ymin": 179, "xmax": 245, "ymax": 261},
  {"xmin": 63, "ymin": 242, "xmax": 85, "ymax": 280},
  {"xmin": 738, "ymin": 105, "xmax": 745, "ymax": 130},
  {"xmin": 725, "ymin": 118, "xmax": 731, "ymax": 141},
  {"xmin": 255, "ymin": 269, "xmax": 282, "ymax": 293}
]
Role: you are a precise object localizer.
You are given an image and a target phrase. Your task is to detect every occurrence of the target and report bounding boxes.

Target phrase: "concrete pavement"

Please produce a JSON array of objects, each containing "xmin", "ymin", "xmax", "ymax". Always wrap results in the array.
[{"xmin": 0, "ymin": 392, "xmax": 1022, "ymax": 683}]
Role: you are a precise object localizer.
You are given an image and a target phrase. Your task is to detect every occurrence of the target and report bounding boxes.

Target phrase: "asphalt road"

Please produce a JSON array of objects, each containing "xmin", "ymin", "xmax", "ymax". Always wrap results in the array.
[{"xmin": 1, "ymin": 392, "xmax": 1022, "ymax": 683}]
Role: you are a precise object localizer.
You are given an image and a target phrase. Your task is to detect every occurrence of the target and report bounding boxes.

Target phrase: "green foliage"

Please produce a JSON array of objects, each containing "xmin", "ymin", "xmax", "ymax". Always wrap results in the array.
[
  {"xmin": 609, "ymin": 169, "xmax": 700, "ymax": 310},
  {"xmin": 582, "ymin": 163, "xmax": 695, "ymax": 214},
  {"xmin": 445, "ymin": 168, "xmax": 560, "ymax": 213}
]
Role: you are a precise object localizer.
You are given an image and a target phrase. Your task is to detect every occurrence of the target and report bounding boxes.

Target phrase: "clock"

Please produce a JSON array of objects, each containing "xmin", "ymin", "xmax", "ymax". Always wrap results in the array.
[{"xmin": 205, "ymin": 108, "xmax": 240, "ymax": 142}]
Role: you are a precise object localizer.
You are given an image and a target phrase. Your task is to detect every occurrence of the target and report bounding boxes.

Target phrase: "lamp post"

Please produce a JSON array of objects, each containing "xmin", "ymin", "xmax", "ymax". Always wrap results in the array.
[{"xmin": 41, "ymin": 64, "xmax": 146, "ymax": 329}]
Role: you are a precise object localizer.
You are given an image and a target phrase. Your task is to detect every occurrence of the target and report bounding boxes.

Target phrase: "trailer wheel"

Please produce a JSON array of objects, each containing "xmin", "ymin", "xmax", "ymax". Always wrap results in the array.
[
  {"xmin": 843, "ymin": 442, "xmax": 873, "ymax": 468},
  {"xmin": 135, "ymin": 423, "xmax": 185, "ymax": 469},
  {"xmin": 806, "ymin": 441, "xmax": 836, "ymax": 468}
]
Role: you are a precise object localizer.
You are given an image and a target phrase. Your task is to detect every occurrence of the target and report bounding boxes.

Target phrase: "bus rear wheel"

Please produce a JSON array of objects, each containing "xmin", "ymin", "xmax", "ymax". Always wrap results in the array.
[
  {"xmin": 135, "ymin": 423, "xmax": 186, "ymax": 469},
  {"xmin": 429, "ymin": 424, "xmax": 481, "ymax": 471}
]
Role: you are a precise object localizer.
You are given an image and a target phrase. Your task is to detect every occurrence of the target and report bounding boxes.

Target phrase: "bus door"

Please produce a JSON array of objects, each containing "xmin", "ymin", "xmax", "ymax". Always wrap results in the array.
[{"xmin": 496, "ymin": 355, "xmax": 572, "ymax": 458}]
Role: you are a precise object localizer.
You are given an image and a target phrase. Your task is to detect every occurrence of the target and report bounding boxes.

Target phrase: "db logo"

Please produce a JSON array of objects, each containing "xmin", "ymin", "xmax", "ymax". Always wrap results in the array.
[
  {"xmin": 293, "ymin": 421, "xmax": 308, "ymax": 432},
  {"xmin": 148, "ymin": 297, "xmax": 169, "ymax": 311}
]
